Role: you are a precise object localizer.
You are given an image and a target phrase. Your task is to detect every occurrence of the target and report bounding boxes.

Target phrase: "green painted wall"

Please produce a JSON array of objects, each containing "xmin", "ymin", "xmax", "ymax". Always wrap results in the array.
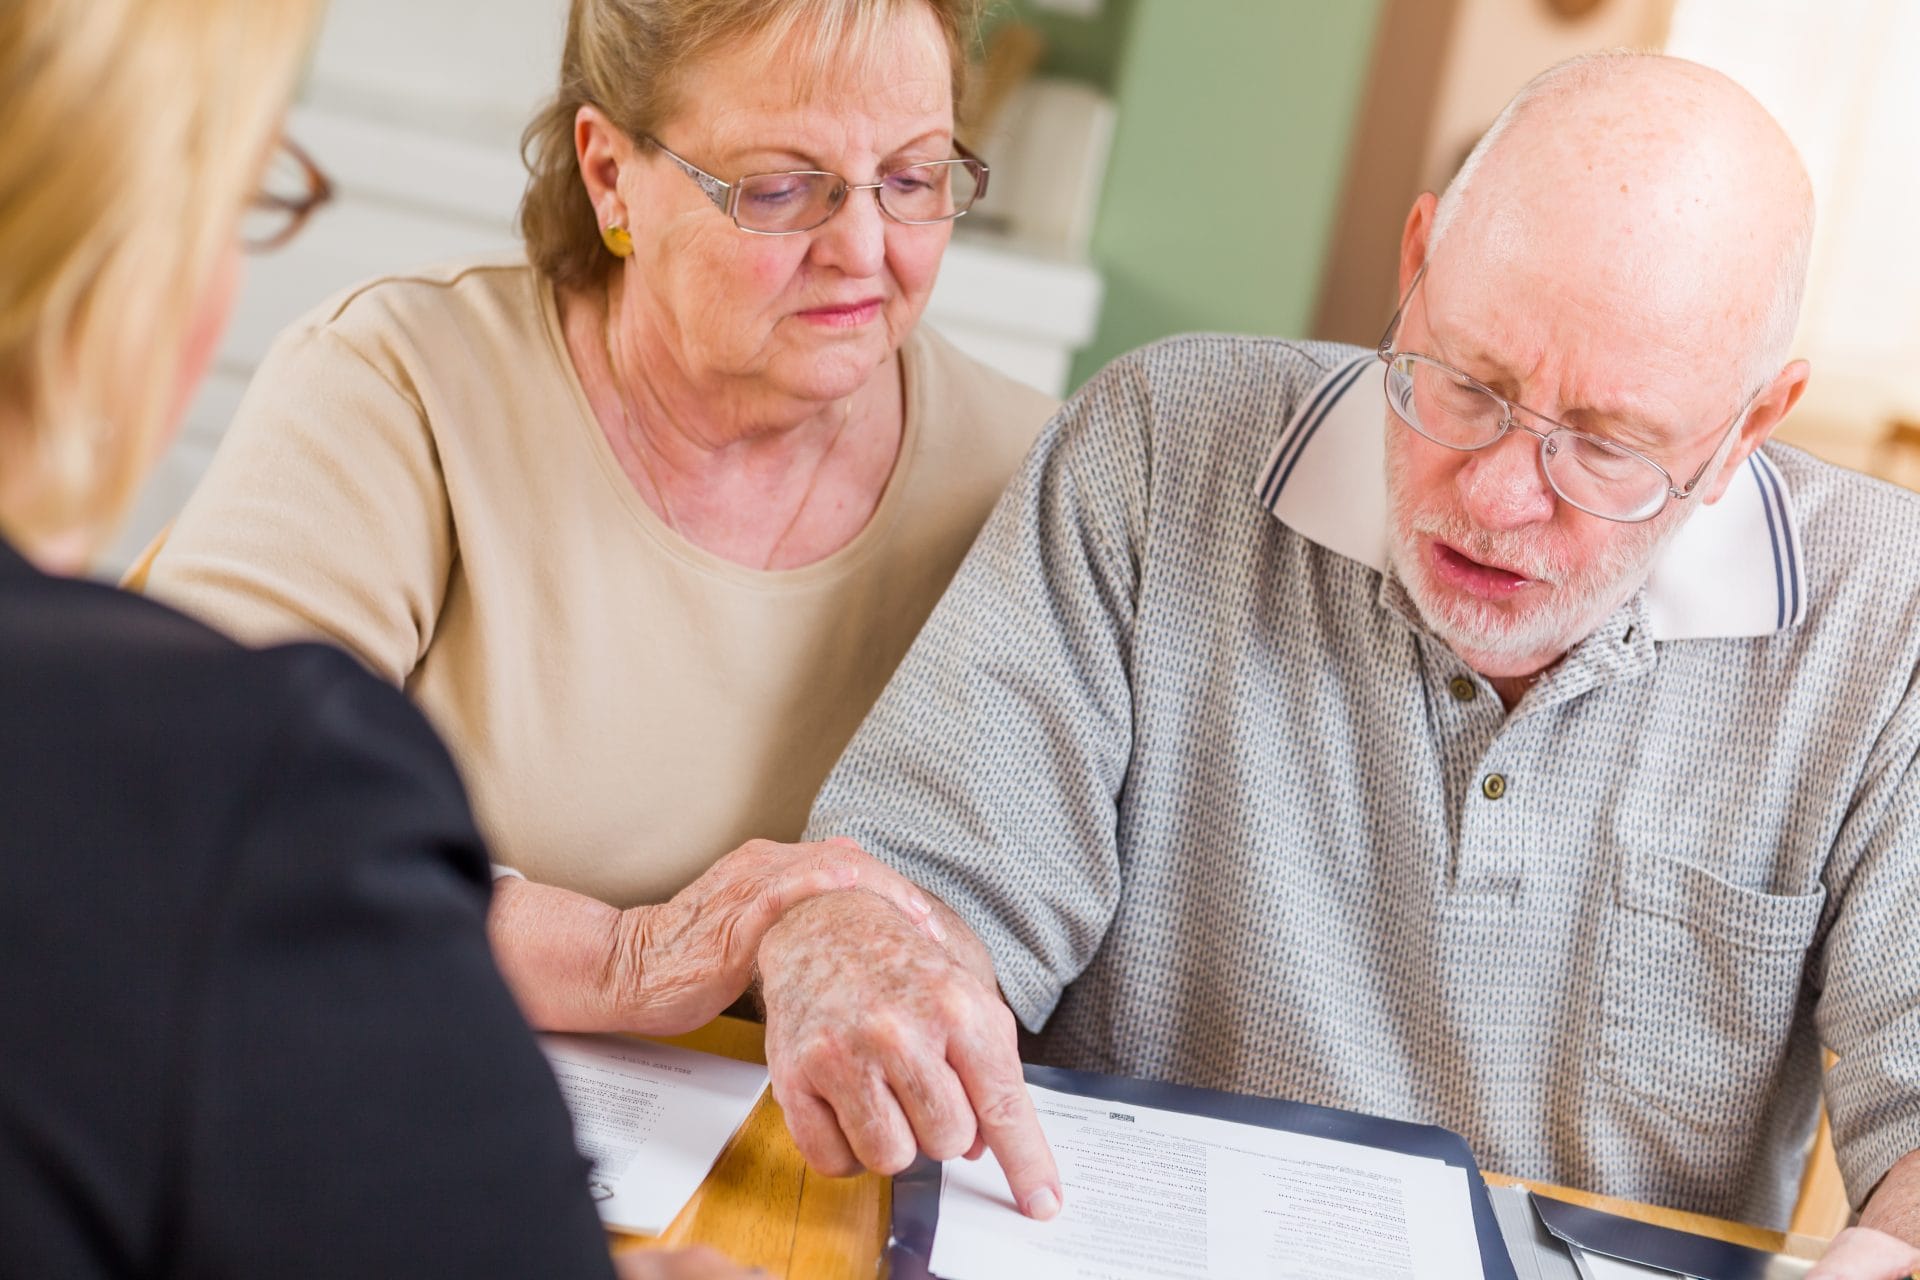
[{"xmin": 1063, "ymin": 0, "xmax": 1385, "ymax": 386}]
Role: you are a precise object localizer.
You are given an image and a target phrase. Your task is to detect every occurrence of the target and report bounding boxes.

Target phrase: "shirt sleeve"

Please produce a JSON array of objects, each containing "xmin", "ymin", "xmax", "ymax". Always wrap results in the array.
[
  {"xmin": 1815, "ymin": 675, "xmax": 1920, "ymax": 1208},
  {"xmin": 804, "ymin": 353, "xmax": 1155, "ymax": 1031},
  {"xmin": 173, "ymin": 646, "xmax": 614, "ymax": 1279},
  {"xmin": 145, "ymin": 316, "xmax": 454, "ymax": 686}
]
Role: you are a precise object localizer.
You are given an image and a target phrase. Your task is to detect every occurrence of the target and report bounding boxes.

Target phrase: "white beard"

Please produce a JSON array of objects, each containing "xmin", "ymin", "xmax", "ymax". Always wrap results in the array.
[{"xmin": 1384, "ymin": 441, "xmax": 1689, "ymax": 671}]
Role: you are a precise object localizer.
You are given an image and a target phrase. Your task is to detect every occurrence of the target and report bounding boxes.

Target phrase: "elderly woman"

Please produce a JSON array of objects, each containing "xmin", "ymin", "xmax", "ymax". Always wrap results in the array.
[{"xmin": 146, "ymin": 0, "xmax": 1051, "ymax": 1031}]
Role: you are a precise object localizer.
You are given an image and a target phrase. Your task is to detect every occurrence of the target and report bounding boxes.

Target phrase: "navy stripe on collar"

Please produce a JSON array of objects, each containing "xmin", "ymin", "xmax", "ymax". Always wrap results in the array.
[{"xmin": 1260, "ymin": 356, "xmax": 1370, "ymax": 508}]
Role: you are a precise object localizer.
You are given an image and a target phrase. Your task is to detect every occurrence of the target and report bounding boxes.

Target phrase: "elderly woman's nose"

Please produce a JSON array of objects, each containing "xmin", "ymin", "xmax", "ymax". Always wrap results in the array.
[
  {"xmin": 811, "ymin": 188, "xmax": 889, "ymax": 276},
  {"xmin": 1457, "ymin": 430, "xmax": 1556, "ymax": 530}
]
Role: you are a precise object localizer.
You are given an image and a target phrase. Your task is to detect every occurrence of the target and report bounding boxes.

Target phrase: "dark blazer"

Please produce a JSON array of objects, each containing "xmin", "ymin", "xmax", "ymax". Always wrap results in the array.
[{"xmin": 0, "ymin": 537, "xmax": 614, "ymax": 1279}]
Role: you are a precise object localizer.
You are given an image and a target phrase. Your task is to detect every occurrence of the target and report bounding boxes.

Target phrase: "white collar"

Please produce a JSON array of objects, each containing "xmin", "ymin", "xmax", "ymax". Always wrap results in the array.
[{"xmin": 1256, "ymin": 354, "xmax": 1807, "ymax": 640}]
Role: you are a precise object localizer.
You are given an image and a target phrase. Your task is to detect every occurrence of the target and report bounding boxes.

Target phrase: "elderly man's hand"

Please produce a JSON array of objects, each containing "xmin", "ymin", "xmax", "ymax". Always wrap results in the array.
[
  {"xmin": 490, "ymin": 838, "xmax": 937, "ymax": 1033},
  {"xmin": 758, "ymin": 890, "xmax": 1064, "ymax": 1219},
  {"xmin": 1807, "ymin": 1226, "xmax": 1920, "ymax": 1280}
]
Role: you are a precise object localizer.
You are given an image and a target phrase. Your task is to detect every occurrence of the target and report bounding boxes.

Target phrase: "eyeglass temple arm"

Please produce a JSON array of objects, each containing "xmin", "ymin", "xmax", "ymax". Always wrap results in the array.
[
  {"xmin": 647, "ymin": 139, "xmax": 734, "ymax": 216},
  {"xmin": 1672, "ymin": 387, "xmax": 1763, "ymax": 498},
  {"xmin": 1377, "ymin": 262, "xmax": 1428, "ymax": 360},
  {"xmin": 953, "ymin": 141, "xmax": 990, "ymax": 201}
]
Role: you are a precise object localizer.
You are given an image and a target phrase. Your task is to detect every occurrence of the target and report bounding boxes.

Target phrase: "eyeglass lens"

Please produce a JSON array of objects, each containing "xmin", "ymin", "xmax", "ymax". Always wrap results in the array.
[
  {"xmin": 734, "ymin": 160, "xmax": 982, "ymax": 233},
  {"xmin": 1385, "ymin": 354, "xmax": 1671, "ymax": 521},
  {"xmin": 242, "ymin": 141, "xmax": 329, "ymax": 252}
]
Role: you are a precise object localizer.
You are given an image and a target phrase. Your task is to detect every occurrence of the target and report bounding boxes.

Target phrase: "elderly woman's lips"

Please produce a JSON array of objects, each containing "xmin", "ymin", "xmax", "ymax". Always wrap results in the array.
[
  {"xmin": 1429, "ymin": 540, "xmax": 1537, "ymax": 600},
  {"xmin": 796, "ymin": 298, "xmax": 883, "ymax": 327}
]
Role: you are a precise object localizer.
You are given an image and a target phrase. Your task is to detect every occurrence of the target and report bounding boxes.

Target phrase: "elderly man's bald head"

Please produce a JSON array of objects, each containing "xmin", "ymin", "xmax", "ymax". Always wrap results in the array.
[{"xmin": 1429, "ymin": 53, "xmax": 1814, "ymax": 395}]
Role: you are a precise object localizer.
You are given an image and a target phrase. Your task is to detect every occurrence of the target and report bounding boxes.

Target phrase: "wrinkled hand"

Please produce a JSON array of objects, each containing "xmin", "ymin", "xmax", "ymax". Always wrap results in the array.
[
  {"xmin": 758, "ymin": 890, "xmax": 1063, "ymax": 1219},
  {"xmin": 1808, "ymin": 1226, "xmax": 1920, "ymax": 1279},
  {"xmin": 614, "ymin": 1244, "xmax": 766, "ymax": 1279},
  {"xmin": 608, "ymin": 837, "xmax": 937, "ymax": 1033}
]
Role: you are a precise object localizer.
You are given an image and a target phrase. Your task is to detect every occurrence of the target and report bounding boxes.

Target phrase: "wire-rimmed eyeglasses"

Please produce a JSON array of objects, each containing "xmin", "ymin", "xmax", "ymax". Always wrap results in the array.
[
  {"xmin": 242, "ymin": 137, "xmax": 332, "ymax": 253},
  {"xmin": 645, "ymin": 135, "xmax": 988, "ymax": 236},
  {"xmin": 1377, "ymin": 263, "xmax": 1761, "ymax": 524}
]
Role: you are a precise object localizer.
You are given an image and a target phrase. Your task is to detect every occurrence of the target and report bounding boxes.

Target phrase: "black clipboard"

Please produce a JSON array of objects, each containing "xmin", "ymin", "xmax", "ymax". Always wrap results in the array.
[
  {"xmin": 888, "ymin": 1062, "xmax": 1520, "ymax": 1279},
  {"xmin": 1530, "ymin": 1192, "xmax": 1808, "ymax": 1279}
]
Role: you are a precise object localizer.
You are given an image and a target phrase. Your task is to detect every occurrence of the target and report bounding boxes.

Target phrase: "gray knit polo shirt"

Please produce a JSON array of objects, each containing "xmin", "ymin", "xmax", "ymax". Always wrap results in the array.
[{"xmin": 806, "ymin": 337, "xmax": 1920, "ymax": 1229}]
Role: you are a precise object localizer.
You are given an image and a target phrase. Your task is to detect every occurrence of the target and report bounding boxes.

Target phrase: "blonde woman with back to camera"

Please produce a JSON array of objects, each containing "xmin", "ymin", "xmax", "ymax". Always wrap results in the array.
[
  {"xmin": 0, "ymin": 1, "xmax": 767, "ymax": 1277},
  {"xmin": 145, "ymin": 0, "xmax": 1055, "ymax": 1034}
]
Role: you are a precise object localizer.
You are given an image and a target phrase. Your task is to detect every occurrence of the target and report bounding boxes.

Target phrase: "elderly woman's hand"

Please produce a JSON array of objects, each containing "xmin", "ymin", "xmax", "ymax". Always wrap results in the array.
[{"xmin": 489, "ymin": 837, "xmax": 939, "ymax": 1033}]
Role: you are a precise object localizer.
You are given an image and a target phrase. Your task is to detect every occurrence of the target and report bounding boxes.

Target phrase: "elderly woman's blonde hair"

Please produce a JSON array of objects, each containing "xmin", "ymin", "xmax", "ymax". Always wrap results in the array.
[
  {"xmin": 522, "ymin": 0, "xmax": 981, "ymax": 293},
  {"xmin": 0, "ymin": 0, "xmax": 322, "ymax": 555}
]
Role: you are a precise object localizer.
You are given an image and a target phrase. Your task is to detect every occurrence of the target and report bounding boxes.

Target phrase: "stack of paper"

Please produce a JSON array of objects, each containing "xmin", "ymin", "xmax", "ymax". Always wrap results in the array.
[{"xmin": 929, "ymin": 1083, "xmax": 1486, "ymax": 1280}]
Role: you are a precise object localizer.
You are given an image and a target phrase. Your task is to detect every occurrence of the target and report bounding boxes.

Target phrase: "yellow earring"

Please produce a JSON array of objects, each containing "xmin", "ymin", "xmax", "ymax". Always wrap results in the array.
[{"xmin": 601, "ymin": 224, "xmax": 634, "ymax": 258}]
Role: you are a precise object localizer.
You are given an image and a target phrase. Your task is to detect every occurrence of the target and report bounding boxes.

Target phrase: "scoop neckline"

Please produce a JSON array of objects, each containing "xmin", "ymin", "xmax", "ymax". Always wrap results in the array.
[{"xmin": 535, "ymin": 272, "xmax": 923, "ymax": 591}]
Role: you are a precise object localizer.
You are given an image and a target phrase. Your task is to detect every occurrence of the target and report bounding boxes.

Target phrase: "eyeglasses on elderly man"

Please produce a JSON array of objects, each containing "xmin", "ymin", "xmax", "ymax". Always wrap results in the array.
[{"xmin": 1377, "ymin": 263, "xmax": 1763, "ymax": 524}]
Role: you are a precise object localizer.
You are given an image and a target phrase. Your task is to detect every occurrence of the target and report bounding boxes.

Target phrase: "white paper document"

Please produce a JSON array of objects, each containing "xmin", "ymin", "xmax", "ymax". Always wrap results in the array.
[
  {"xmin": 539, "ymin": 1033, "xmax": 768, "ymax": 1235},
  {"xmin": 929, "ymin": 1084, "xmax": 1485, "ymax": 1280}
]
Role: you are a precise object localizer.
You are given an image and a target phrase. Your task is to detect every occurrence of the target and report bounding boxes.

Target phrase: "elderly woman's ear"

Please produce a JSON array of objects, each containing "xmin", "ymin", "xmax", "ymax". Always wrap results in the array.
[{"xmin": 573, "ymin": 104, "xmax": 637, "ymax": 225}]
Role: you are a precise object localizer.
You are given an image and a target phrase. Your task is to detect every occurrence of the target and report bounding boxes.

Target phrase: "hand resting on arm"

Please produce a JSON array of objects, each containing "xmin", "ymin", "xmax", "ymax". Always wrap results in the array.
[{"xmin": 489, "ymin": 837, "xmax": 937, "ymax": 1034}]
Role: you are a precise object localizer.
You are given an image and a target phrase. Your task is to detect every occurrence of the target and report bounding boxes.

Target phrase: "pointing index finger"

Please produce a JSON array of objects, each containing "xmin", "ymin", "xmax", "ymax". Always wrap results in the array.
[{"xmin": 950, "ymin": 1020, "xmax": 1061, "ymax": 1219}]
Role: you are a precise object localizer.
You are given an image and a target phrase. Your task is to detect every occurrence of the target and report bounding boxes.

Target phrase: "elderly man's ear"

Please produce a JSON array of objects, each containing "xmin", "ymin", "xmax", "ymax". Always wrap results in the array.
[
  {"xmin": 1701, "ymin": 358, "xmax": 1811, "ymax": 505},
  {"xmin": 1396, "ymin": 194, "xmax": 1438, "ymax": 297}
]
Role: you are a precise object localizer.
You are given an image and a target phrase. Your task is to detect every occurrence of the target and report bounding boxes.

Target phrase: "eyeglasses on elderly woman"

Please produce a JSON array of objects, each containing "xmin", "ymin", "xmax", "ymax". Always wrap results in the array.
[{"xmin": 644, "ymin": 135, "xmax": 988, "ymax": 236}]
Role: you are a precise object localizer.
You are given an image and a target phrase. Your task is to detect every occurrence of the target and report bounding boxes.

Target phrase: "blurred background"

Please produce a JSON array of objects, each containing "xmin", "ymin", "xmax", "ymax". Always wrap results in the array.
[{"xmin": 106, "ymin": 0, "xmax": 1920, "ymax": 573}]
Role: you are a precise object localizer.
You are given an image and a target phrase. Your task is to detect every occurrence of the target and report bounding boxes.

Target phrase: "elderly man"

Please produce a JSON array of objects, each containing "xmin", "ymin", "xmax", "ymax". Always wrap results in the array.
[{"xmin": 757, "ymin": 53, "xmax": 1920, "ymax": 1278}]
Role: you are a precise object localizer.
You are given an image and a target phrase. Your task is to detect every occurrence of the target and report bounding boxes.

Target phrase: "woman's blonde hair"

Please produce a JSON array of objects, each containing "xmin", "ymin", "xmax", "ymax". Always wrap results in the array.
[
  {"xmin": 0, "ymin": 0, "xmax": 322, "ymax": 554},
  {"xmin": 521, "ymin": 0, "xmax": 980, "ymax": 294}
]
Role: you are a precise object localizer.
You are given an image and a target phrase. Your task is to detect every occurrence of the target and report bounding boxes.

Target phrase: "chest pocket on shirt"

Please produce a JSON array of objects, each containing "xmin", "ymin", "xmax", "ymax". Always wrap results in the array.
[{"xmin": 1596, "ymin": 849, "xmax": 1824, "ymax": 1128}]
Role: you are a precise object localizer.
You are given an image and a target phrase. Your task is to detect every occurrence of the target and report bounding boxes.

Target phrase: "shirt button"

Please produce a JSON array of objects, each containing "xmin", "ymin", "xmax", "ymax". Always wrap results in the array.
[
  {"xmin": 1449, "ymin": 677, "xmax": 1478, "ymax": 703},
  {"xmin": 1482, "ymin": 773, "xmax": 1508, "ymax": 801}
]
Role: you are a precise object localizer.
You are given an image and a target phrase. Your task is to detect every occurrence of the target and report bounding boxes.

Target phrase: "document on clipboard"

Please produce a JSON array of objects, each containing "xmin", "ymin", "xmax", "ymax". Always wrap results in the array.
[{"xmin": 889, "ymin": 1065, "xmax": 1519, "ymax": 1280}]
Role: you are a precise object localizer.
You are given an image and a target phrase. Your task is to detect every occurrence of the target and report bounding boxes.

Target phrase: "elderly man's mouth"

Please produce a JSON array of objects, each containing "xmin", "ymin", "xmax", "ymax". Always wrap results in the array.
[{"xmin": 1428, "ymin": 539, "xmax": 1540, "ymax": 600}]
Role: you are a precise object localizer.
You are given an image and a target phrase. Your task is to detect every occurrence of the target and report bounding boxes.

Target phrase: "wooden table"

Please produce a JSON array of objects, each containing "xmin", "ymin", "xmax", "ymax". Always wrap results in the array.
[
  {"xmin": 617, "ymin": 1018, "xmax": 891, "ymax": 1277},
  {"xmin": 617, "ymin": 1018, "xmax": 1826, "ymax": 1277}
]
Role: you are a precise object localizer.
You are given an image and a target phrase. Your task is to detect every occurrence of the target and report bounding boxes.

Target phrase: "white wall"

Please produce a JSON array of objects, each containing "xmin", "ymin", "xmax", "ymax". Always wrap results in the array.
[
  {"xmin": 1667, "ymin": 0, "xmax": 1920, "ymax": 473},
  {"xmin": 304, "ymin": 0, "xmax": 568, "ymax": 147}
]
